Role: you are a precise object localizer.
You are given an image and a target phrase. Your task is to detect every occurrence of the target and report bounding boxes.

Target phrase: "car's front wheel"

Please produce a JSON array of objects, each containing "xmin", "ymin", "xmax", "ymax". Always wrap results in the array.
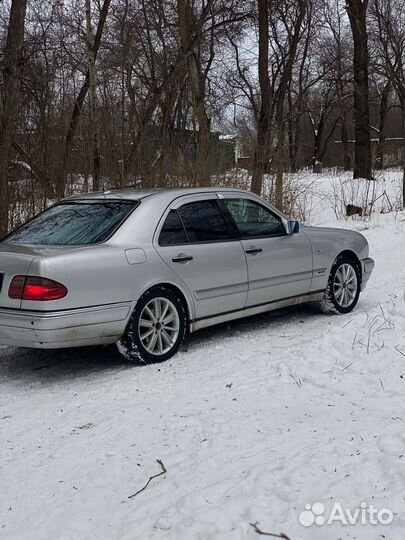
[
  {"xmin": 320, "ymin": 254, "xmax": 361, "ymax": 314},
  {"xmin": 117, "ymin": 286, "xmax": 187, "ymax": 364}
]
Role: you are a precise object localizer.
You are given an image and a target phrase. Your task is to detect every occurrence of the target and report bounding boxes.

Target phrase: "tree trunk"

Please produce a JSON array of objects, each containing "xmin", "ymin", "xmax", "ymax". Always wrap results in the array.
[
  {"xmin": 376, "ymin": 81, "xmax": 390, "ymax": 171},
  {"xmin": 86, "ymin": 0, "xmax": 101, "ymax": 191},
  {"xmin": 291, "ymin": 10, "xmax": 312, "ymax": 173},
  {"xmin": 177, "ymin": 0, "xmax": 212, "ymax": 186},
  {"xmin": 311, "ymin": 111, "xmax": 325, "ymax": 173},
  {"xmin": 251, "ymin": 0, "xmax": 272, "ymax": 196},
  {"xmin": 341, "ymin": 115, "xmax": 351, "ymax": 170},
  {"xmin": 275, "ymin": 98, "xmax": 286, "ymax": 208},
  {"xmin": 287, "ymin": 84, "xmax": 296, "ymax": 172},
  {"xmin": 346, "ymin": 0, "xmax": 372, "ymax": 179},
  {"xmin": 273, "ymin": 0, "xmax": 306, "ymax": 208},
  {"xmin": 0, "ymin": 0, "xmax": 28, "ymax": 237},
  {"xmin": 158, "ymin": 90, "xmax": 177, "ymax": 182},
  {"xmin": 312, "ymin": 130, "xmax": 322, "ymax": 173},
  {"xmin": 187, "ymin": 53, "xmax": 212, "ymax": 186},
  {"xmin": 401, "ymin": 97, "xmax": 405, "ymax": 208},
  {"xmin": 292, "ymin": 99, "xmax": 304, "ymax": 173}
]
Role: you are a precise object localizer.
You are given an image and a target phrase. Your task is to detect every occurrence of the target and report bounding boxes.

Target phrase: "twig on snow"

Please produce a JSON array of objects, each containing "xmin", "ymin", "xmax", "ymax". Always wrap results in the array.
[
  {"xmin": 128, "ymin": 459, "xmax": 167, "ymax": 499},
  {"xmin": 250, "ymin": 523, "xmax": 292, "ymax": 539},
  {"xmin": 290, "ymin": 374, "xmax": 302, "ymax": 388},
  {"xmin": 395, "ymin": 345, "xmax": 405, "ymax": 357}
]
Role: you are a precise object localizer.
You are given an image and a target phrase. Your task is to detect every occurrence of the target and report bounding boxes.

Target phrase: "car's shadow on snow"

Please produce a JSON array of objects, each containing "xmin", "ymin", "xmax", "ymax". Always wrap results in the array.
[
  {"xmin": 0, "ymin": 343, "xmax": 129, "ymax": 382},
  {"xmin": 0, "ymin": 304, "xmax": 323, "ymax": 382},
  {"xmin": 185, "ymin": 303, "xmax": 322, "ymax": 351}
]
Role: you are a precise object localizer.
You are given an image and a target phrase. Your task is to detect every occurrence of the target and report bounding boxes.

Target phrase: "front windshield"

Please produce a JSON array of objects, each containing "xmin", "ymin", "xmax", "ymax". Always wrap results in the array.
[{"xmin": 4, "ymin": 200, "xmax": 137, "ymax": 246}]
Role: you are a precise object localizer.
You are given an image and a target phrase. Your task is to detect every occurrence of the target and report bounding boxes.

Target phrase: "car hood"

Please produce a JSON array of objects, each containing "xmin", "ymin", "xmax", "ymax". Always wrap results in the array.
[
  {"xmin": 302, "ymin": 224, "xmax": 365, "ymax": 240},
  {"xmin": 301, "ymin": 225, "xmax": 369, "ymax": 260}
]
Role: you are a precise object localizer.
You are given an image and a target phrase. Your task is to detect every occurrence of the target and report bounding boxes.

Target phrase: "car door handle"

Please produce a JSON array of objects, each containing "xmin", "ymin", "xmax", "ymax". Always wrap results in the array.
[
  {"xmin": 245, "ymin": 247, "xmax": 263, "ymax": 255},
  {"xmin": 172, "ymin": 254, "xmax": 193, "ymax": 263}
]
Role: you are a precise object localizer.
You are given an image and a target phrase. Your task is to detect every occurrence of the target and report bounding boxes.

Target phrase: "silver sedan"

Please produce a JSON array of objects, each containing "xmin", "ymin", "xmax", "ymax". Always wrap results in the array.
[{"xmin": 0, "ymin": 188, "xmax": 374, "ymax": 363}]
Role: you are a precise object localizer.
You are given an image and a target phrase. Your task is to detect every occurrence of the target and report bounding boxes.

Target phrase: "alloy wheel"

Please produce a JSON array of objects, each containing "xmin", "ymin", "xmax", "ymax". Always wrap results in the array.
[
  {"xmin": 138, "ymin": 297, "xmax": 180, "ymax": 356},
  {"xmin": 333, "ymin": 263, "xmax": 358, "ymax": 308}
]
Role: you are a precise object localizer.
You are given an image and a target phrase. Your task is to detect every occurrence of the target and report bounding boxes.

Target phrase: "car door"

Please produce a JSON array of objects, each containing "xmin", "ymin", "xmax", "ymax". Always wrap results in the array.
[
  {"xmin": 154, "ymin": 194, "xmax": 248, "ymax": 320},
  {"xmin": 220, "ymin": 194, "xmax": 313, "ymax": 307}
]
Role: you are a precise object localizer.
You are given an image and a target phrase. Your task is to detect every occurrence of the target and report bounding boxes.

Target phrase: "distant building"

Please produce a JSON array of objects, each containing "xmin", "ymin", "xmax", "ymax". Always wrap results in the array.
[{"xmin": 219, "ymin": 134, "xmax": 252, "ymax": 170}]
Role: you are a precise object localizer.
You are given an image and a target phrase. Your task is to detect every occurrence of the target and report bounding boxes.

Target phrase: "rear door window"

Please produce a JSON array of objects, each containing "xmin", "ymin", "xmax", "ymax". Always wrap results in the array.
[
  {"xmin": 4, "ymin": 200, "xmax": 137, "ymax": 245},
  {"xmin": 178, "ymin": 200, "xmax": 232, "ymax": 243},
  {"xmin": 159, "ymin": 210, "xmax": 188, "ymax": 246}
]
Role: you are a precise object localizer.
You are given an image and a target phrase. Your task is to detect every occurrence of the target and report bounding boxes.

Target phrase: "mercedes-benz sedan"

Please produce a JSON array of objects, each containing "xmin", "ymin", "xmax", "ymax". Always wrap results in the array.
[{"xmin": 0, "ymin": 188, "xmax": 374, "ymax": 363}]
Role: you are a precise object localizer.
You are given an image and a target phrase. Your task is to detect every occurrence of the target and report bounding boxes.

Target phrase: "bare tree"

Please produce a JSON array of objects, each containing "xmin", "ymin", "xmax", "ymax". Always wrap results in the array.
[
  {"xmin": 373, "ymin": 78, "xmax": 390, "ymax": 170},
  {"xmin": 307, "ymin": 81, "xmax": 341, "ymax": 172},
  {"xmin": 251, "ymin": 0, "xmax": 308, "ymax": 204},
  {"xmin": 0, "ymin": 0, "xmax": 28, "ymax": 236},
  {"xmin": 178, "ymin": 0, "xmax": 213, "ymax": 185},
  {"xmin": 58, "ymin": 0, "xmax": 112, "ymax": 196},
  {"xmin": 372, "ymin": 0, "xmax": 405, "ymax": 204},
  {"xmin": 287, "ymin": 0, "xmax": 316, "ymax": 172},
  {"xmin": 322, "ymin": 0, "xmax": 353, "ymax": 171},
  {"xmin": 251, "ymin": 0, "xmax": 272, "ymax": 196},
  {"xmin": 2, "ymin": 0, "xmax": 405, "ymax": 226},
  {"xmin": 272, "ymin": 0, "xmax": 307, "ymax": 208},
  {"xmin": 345, "ymin": 0, "xmax": 372, "ymax": 179},
  {"xmin": 86, "ymin": 0, "xmax": 101, "ymax": 191}
]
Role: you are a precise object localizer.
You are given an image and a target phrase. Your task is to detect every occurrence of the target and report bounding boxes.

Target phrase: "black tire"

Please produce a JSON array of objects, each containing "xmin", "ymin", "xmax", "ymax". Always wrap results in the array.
[
  {"xmin": 319, "ymin": 254, "xmax": 362, "ymax": 314},
  {"xmin": 117, "ymin": 286, "xmax": 187, "ymax": 364}
]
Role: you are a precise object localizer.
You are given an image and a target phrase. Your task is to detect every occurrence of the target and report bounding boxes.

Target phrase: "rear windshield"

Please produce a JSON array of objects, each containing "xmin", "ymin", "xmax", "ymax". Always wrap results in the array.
[{"xmin": 5, "ymin": 200, "xmax": 137, "ymax": 246}]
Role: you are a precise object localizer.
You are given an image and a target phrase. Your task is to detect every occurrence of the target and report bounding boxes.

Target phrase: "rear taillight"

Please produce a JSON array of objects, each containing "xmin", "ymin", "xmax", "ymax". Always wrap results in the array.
[
  {"xmin": 8, "ymin": 275, "xmax": 26, "ymax": 299},
  {"xmin": 8, "ymin": 276, "xmax": 68, "ymax": 301}
]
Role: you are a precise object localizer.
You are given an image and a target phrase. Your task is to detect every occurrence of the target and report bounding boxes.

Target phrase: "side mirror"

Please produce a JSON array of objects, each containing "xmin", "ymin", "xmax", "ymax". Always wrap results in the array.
[{"xmin": 288, "ymin": 220, "xmax": 300, "ymax": 234}]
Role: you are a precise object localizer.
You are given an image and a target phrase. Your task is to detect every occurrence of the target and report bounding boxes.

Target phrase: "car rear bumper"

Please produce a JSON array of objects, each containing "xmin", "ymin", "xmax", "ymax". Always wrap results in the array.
[
  {"xmin": 0, "ymin": 302, "xmax": 133, "ymax": 349},
  {"xmin": 361, "ymin": 257, "xmax": 375, "ymax": 290}
]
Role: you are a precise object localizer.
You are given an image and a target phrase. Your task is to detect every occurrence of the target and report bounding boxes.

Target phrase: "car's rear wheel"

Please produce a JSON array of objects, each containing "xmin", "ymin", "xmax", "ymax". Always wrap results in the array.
[
  {"xmin": 117, "ymin": 286, "xmax": 187, "ymax": 364},
  {"xmin": 319, "ymin": 254, "xmax": 361, "ymax": 314}
]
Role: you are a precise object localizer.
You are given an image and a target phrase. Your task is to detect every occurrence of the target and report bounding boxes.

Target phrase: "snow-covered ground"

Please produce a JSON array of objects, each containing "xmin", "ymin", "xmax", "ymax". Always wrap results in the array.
[{"xmin": 1, "ymin": 171, "xmax": 404, "ymax": 540}]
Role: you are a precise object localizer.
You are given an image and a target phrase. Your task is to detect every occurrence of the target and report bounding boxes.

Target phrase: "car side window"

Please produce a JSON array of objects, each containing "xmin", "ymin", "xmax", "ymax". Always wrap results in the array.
[
  {"xmin": 223, "ymin": 198, "xmax": 286, "ymax": 238},
  {"xmin": 178, "ymin": 200, "xmax": 232, "ymax": 243},
  {"xmin": 159, "ymin": 210, "xmax": 188, "ymax": 246}
]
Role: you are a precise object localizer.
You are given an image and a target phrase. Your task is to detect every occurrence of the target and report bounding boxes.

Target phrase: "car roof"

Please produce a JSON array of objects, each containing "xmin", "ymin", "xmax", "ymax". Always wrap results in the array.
[{"xmin": 64, "ymin": 187, "xmax": 248, "ymax": 202}]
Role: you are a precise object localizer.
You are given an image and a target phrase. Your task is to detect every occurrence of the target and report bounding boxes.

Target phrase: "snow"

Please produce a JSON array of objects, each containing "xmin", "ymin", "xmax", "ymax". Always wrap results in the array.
[
  {"xmin": 1, "ymin": 171, "xmax": 405, "ymax": 540},
  {"xmin": 10, "ymin": 160, "xmax": 32, "ymax": 173}
]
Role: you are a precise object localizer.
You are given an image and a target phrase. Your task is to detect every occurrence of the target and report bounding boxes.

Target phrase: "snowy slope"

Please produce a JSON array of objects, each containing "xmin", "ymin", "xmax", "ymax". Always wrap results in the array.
[{"xmin": 1, "ymin": 173, "xmax": 404, "ymax": 540}]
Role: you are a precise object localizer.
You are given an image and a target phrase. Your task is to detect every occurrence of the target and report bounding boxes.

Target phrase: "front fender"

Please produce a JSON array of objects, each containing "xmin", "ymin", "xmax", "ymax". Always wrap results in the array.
[{"xmin": 302, "ymin": 226, "xmax": 369, "ymax": 291}]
